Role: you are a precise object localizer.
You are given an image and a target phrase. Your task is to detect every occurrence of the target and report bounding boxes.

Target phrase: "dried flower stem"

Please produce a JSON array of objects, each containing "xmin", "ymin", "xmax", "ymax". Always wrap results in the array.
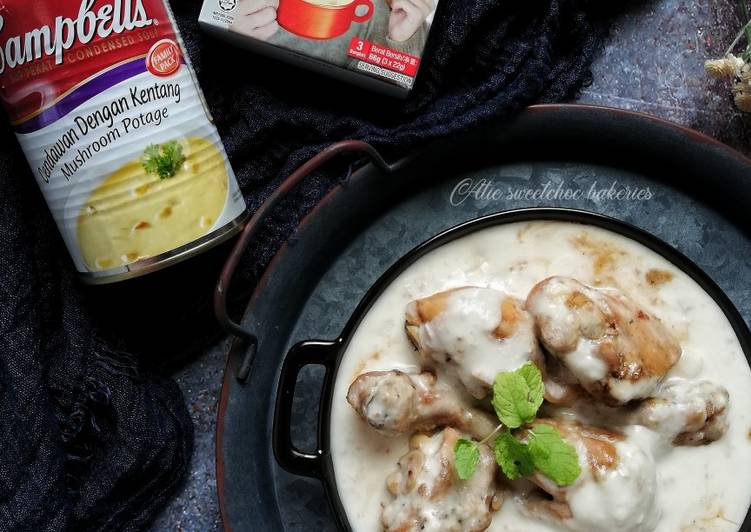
[
  {"xmin": 739, "ymin": 0, "xmax": 751, "ymax": 59},
  {"xmin": 726, "ymin": 22, "xmax": 751, "ymax": 57},
  {"xmin": 705, "ymin": 1, "xmax": 751, "ymax": 112}
]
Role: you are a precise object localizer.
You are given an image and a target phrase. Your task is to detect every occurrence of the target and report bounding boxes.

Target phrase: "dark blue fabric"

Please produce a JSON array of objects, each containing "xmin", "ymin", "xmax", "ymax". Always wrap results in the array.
[{"xmin": 0, "ymin": 0, "xmax": 622, "ymax": 530}]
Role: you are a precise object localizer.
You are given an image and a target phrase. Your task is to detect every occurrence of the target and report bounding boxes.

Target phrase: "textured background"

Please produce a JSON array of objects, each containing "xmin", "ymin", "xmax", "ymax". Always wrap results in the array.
[{"xmin": 150, "ymin": 0, "xmax": 750, "ymax": 529}]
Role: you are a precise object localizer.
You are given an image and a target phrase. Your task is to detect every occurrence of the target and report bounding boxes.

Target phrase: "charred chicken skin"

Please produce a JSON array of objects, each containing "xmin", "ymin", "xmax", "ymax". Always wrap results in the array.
[{"xmin": 526, "ymin": 277, "xmax": 682, "ymax": 405}]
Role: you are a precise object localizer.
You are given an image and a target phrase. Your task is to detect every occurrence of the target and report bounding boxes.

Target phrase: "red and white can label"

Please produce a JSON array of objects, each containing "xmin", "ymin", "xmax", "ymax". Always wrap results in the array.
[{"xmin": 0, "ymin": 0, "xmax": 246, "ymax": 277}]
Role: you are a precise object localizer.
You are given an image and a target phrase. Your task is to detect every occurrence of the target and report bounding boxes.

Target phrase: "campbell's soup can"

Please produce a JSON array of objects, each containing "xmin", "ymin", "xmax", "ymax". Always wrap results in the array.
[{"xmin": 0, "ymin": 0, "xmax": 247, "ymax": 283}]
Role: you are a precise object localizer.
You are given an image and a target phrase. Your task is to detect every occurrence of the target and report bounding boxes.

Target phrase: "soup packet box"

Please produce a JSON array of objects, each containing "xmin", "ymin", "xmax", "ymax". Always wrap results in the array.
[{"xmin": 198, "ymin": 0, "xmax": 439, "ymax": 97}]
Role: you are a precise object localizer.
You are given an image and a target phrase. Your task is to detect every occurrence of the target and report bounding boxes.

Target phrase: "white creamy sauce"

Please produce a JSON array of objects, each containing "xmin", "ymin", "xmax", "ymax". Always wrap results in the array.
[
  {"xmin": 610, "ymin": 376, "xmax": 661, "ymax": 404},
  {"xmin": 565, "ymin": 433, "xmax": 661, "ymax": 532},
  {"xmin": 329, "ymin": 221, "xmax": 751, "ymax": 532},
  {"xmin": 565, "ymin": 339, "xmax": 608, "ymax": 382},
  {"xmin": 411, "ymin": 287, "xmax": 538, "ymax": 398}
]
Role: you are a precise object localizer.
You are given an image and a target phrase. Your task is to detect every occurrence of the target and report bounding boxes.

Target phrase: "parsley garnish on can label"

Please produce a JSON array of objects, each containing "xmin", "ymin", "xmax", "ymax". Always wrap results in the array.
[
  {"xmin": 141, "ymin": 140, "xmax": 186, "ymax": 180},
  {"xmin": 454, "ymin": 363, "xmax": 581, "ymax": 486}
]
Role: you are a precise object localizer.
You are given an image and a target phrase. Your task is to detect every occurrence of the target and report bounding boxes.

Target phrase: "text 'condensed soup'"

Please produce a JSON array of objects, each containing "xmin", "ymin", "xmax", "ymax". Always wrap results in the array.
[{"xmin": 0, "ymin": 0, "xmax": 247, "ymax": 283}]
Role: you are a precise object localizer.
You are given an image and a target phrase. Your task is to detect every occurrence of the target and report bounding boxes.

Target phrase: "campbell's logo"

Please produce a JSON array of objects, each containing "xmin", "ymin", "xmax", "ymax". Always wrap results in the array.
[{"xmin": 0, "ymin": 0, "xmax": 154, "ymax": 75}]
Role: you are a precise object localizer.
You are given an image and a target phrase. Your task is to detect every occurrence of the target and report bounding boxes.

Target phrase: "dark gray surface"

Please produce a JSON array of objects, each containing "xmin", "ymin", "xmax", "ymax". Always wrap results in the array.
[
  {"xmin": 580, "ymin": 0, "xmax": 750, "ymax": 153},
  {"xmin": 151, "ymin": 338, "xmax": 230, "ymax": 532},
  {"xmin": 152, "ymin": 1, "xmax": 750, "ymax": 530}
]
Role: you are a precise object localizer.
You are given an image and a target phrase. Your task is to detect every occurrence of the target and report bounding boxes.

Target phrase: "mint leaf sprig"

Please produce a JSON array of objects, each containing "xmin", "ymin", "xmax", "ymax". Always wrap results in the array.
[
  {"xmin": 526, "ymin": 424, "xmax": 581, "ymax": 486},
  {"xmin": 453, "ymin": 363, "xmax": 581, "ymax": 487},
  {"xmin": 454, "ymin": 423, "xmax": 505, "ymax": 480},
  {"xmin": 141, "ymin": 140, "xmax": 186, "ymax": 180},
  {"xmin": 455, "ymin": 439, "xmax": 481, "ymax": 480},
  {"xmin": 494, "ymin": 431, "xmax": 535, "ymax": 480},
  {"xmin": 492, "ymin": 360, "xmax": 544, "ymax": 428}
]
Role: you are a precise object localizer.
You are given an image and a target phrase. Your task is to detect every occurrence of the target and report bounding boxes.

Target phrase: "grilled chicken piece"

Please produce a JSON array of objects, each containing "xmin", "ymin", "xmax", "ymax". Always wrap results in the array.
[
  {"xmin": 347, "ymin": 370, "xmax": 497, "ymax": 439},
  {"xmin": 405, "ymin": 287, "xmax": 544, "ymax": 399},
  {"xmin": 382, "ymin": 428, "xmax": 499, "ymax": 532},
  {"xmin": 520, "ymin": 419, "xmax": 660, "ymax": 532},
  {"xmin": 526, "ymin": 277, "xmax": 682, "ymax": 405},
  {"xmin": 634, "ymin": 378, "xmax": 729, "ymax": 446}
]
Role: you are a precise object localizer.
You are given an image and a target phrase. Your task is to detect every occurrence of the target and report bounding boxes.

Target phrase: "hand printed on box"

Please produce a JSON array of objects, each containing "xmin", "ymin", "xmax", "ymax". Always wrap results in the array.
[
  {"xmin": 384, "ymin": 0, "xmax": 434, "ymax": 42},
  {"xmin": 230, "ymin": 0, "xmax": 435, "ymax": 42},
  {"xmin": 230, "ymin": 0, "xmax": 280, "ymax": 40}
]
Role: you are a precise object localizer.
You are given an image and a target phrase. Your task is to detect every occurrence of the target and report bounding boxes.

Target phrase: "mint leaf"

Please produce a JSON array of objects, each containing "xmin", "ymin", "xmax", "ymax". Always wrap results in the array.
[
  {"xmin": 528, "ymin": 424, "xmax": 581, "ymax": 486},
  {"xmin": 517, "ymin": 362, "xmax": 545, "ymax": 409},
  {"xmin": 454, "ymin": 438, "xmax": 480, "ymax": 480},
  {"xmin": 494, "ymin": 431, "xmax": 534, "ymax": 481},
  {"xmin": 141, "ymin": 141, "xmax": 185, "ymax": 179},
  {"xmin": 492, "ymin": 363, "xmax": 545, "ymax": 428}
]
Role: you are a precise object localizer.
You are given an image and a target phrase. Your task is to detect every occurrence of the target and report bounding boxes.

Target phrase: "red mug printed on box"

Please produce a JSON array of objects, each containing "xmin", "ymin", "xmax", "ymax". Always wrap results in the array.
[{"xmin": 277, "ymin": 0, "xmax": 374, "ymax": 40}]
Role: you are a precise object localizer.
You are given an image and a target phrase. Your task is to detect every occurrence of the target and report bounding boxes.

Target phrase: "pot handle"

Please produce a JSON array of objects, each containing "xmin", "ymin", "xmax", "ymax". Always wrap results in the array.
[
  {"xmin": 272, "ymin": 339, "xmax": 338, "ymax": 478},
  {"xmin": 214, "ymin": 140, "xmax": 398, "ymax": 382}
]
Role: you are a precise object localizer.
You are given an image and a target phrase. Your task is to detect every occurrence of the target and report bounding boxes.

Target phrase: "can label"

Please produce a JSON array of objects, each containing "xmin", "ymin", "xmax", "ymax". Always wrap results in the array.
[{"xmin": 0, "ymin": 0, "xmax": 246, "ymax": 276}]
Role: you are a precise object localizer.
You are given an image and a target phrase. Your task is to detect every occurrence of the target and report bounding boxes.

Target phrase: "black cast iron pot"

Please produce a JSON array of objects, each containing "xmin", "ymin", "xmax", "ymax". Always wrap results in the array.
[{"xmin": 271, "ymin": 207, "xmax": 751, "ymax": 532}]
